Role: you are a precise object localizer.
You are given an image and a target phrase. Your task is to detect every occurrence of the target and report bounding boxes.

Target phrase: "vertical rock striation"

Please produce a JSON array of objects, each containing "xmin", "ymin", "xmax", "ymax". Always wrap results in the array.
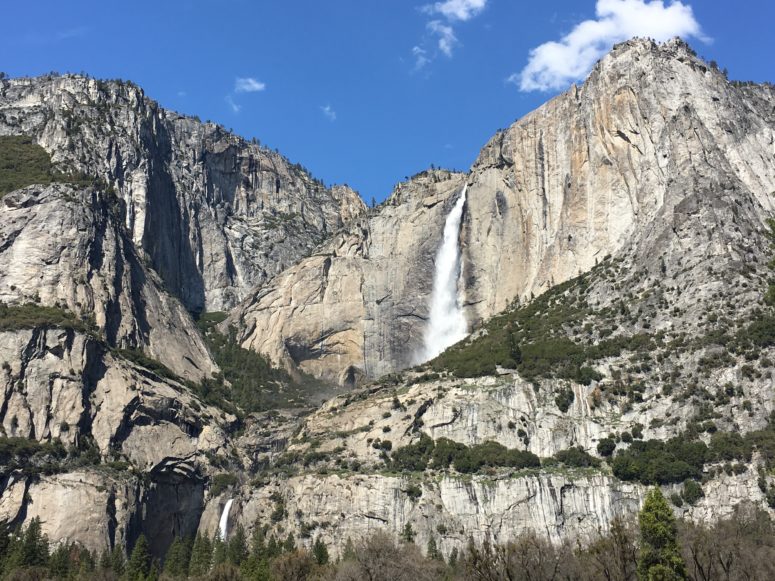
[{"xmin": 0, "ymin": 75, "xmax": 366, "ymax": 313}]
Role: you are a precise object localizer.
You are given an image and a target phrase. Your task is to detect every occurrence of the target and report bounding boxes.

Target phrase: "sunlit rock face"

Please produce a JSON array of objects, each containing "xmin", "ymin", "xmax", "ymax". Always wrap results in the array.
[
  {"xmin": 0, "ymin": 75, "xmax": 366, "ymax": 313},
  {"xmin": 231, "ymin": 38, "xmax": 775, "ymax": 384},
  {"xmin": 230, "ymin": 170, "xmax": 468, "ymax": 385},
  {"xmin": 462, "ymin": 38, "xmax": 775, "ymax": 323}
]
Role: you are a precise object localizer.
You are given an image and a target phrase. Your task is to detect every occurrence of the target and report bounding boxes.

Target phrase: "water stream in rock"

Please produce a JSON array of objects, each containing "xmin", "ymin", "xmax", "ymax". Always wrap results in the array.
[
  {"xmin": 218, "ymin": 498, "xmax": 234, "ymax": 541},
  {"xmin": 420, "ymin": 185, "xmax": 468, "ymax": 361}
]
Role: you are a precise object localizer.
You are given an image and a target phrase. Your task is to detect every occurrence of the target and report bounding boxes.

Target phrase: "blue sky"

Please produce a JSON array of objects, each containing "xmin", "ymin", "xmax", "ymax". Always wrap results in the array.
[{"xmin": 3, "ymin": 1, "xmax": 775, "ymax": 203}]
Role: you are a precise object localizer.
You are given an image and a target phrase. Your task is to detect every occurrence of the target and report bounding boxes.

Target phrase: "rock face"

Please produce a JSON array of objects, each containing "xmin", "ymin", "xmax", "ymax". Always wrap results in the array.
[
  {"xmin": 231, "ymin": 170, "xmax": 467, "ymax": 384},
  {"xmin": 212, "ymin": 472, "xmax": 646, "ymax": 559},
  {"xmin": 0, "ymin": 75, "xmax": 366, "ymax": 313},
  {"xmin": 231, "ymin": 38, "xmax": 775, "ymax": 384},
  {"xmin": 0, "ymin": 325, "xmax": 232, "ymax": 556},
  {"xmin": 462, "ymin": 38, "xmax": 775, "ymax": 322},
  {"xmin": 0, "ymin": 184, "xmax": 215, "ymax": 381}
]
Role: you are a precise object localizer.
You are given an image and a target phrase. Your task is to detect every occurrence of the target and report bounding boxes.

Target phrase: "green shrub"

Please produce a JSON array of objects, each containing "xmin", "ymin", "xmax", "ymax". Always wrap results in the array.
[
  {"xmin": 681, "ymin": 479, "xmax": 704, "ymax": 505},
  {"xmin": 210, "ymin": 473, "xmax": 238, "ymax": 497},
  {"xmin": 390, "ymin": 436, "xmax": 539, "ymax": 474},
  {"xmin": 611, "ymin": 438, "xmax": 707, "ymax": 485},
  {"xmin": 390, "ymin": 434, "xmax": 435, "ymax": 472},
  {"xmin": 597, "ymin": 438, "xmax": 616, "ymax": 457},
  {"xmin": 196, "ymin": 314, "xmax": 320, "ymax": 413},
  {"xmin": 552, "ymin": 446, "xmax": 601, "ymax": 468},
  {"xmin": 554, "ymin": 387, "xmax": 575, "ymax": 413}
]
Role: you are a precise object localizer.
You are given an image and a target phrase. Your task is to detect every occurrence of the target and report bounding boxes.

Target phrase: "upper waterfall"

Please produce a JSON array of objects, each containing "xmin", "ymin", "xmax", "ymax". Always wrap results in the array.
[{"xmin": 420, "ymin": 185, "xmax": 469, "ymax": 362}]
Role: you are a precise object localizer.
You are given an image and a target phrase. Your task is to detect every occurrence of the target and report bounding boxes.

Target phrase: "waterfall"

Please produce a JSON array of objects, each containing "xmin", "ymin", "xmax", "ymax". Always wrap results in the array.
[
  {"xmin": 218, "ymin": 498, "xmax": 234, "ymax": 541},
  {"xmin": 420, "ymin": 185, "xmax": 468, "ymax": 361}
]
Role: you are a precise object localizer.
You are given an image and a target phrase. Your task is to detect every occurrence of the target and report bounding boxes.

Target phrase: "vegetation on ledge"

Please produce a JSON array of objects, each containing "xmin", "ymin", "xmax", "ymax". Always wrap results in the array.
[
  {"xmin": 0, "ymin": 135, "xmax": 106, "ymax": 196},
  {"xmin": 0, "ymin": 303, "xmax": 97, "ymax": 334}
]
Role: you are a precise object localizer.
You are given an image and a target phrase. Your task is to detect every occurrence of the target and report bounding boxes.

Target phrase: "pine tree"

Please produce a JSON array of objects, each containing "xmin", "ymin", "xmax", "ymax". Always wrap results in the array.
[
  {"xmin": 163, "ymin": 536, "xmax": 192, "ymax": 578},
  {"xmin": 22, "ymin": 517, "xmax": 49, "ymax": 567},
  {"xmin": 241, "ymin": 523, "xmax": 271, "ymax": 581},
  {"xmin": 250, "ymin": 525, "xmax": 267, "ymax": 562},
  {"xmin": 98, "ymin": 548, "xmax": 111, "ymax": 571},
  {"xmin": 401, "ymin": 522, "xmax": 416, "ymax": 543},
  {"xmin": 226, "ymin": 525, "xmax": 248, "ymax": 566},
  {"xmin": 126, "ymin": 534, "xmax": 152, "ymax": 581},
  {"xmin": 312, "ymin": 537, "xmax": 329, "ymax": 565},
  {"xmin": 342, "ymin": 537, "xmax": 356, "ymax": 561},
  {"xmin": 77, "ymin": 546, "xmax": 96, "ymax": 577},
  {"xmin": 282, "ymin": 532, "xmax": 295, "ymax": 554},
  {"xmin": 448, "ymin": 546, "xmax": 459, "ymax": 569},
  {"xmin": 212, "ymin": 534, "xmax": 227, "ymax": 567},
  {"xmin": 266, "ymin": 535, "xmax": 280, "ymax": 559},
  {"xmin": 427, "ymin": 535, "xmax": 441, "ymax": 560},
  {"xmin": 188, "ymin": 533, "xmax": 213, "ymax": 577},
  {"xmin": 109, "ymin": 545, "xmax": 126, "ymax": 576},
  {"xmin": 48, "ymin": 543, "xmax": 72, "ymax": 578},
  {"xmin": 637, "ymin": 488, "xmax": 687, "ymax": 580}
]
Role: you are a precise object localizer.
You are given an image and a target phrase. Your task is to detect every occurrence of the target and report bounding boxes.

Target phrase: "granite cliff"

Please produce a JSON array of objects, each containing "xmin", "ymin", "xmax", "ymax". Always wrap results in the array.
[
  {"xmin": 0, "ymin": 37, "xmax": 774, "ymax": 567},
  {"xmin": 233, "ymin": 38, "xmax": 775, "ymax": 385}
]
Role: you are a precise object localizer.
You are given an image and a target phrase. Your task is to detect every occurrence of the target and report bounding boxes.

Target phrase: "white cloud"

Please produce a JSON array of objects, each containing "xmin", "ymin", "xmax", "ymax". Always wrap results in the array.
[
  {"xmin": 413, "ymin": 46, "xmax": 431, "ymax": 70},
  {"xmin": 423, "ymin": 0, "xmax": 487, "ymax": 21},
  {"xmin": 427, "ymin": 20, "xmax": 457, "ymax": 57},
  {"xmin": 320, "ymin": 105, "xmax": 337, "ymax": 121},
  {"xmin": 515, "ymin": 0, "xmax": 707, "ymax": 92},
  {"xmin": 411, "ymin": 0, "xmax": 486, "ymax": 68},
  {"xmin": 234, "ymin": 77, "xmax": 266, "ymax": 93},
  {"xmin": 225, "ymin": 95, "xmax": 241, "ymax": 113}
]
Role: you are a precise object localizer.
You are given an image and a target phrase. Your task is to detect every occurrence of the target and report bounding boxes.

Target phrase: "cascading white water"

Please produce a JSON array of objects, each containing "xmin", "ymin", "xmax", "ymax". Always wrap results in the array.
[
  {"xmin": 420, "ymin": 185, "xmax": 468, "ymax": 361},
  {"xmin": 218, "ymin": 498, "xmax": 234, "ymax": 541}
]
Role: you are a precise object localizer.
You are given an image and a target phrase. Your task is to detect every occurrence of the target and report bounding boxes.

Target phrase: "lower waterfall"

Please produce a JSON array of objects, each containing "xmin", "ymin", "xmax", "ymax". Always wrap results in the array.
[
  {"xmin": 420, "ymin": 185, "xmax": 469, "ymax": 362},
  {"xmin": 218, "ymin": 498, "xmax": 234, "ymax": 541}
]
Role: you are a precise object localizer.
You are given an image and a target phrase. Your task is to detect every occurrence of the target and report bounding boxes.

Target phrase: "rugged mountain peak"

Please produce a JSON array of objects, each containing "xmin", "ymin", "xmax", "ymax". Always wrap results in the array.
[
  {"xmin": 0, "ymin": 73, "xmax": 367, "ymax": 312},
  {"xmin": 464, "ymin": 37, "xmax": 775, "ymax": 325}
]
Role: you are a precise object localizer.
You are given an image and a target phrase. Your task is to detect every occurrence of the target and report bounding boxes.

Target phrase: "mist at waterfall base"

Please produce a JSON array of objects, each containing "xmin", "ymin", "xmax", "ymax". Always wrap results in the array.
[
  {"xmin": 218, "ymin": 498, "xmax": 234, "ymax": 541},
  {"xmin": 419, "ymin": 186, "xmax": 469, "ymax": 362}
]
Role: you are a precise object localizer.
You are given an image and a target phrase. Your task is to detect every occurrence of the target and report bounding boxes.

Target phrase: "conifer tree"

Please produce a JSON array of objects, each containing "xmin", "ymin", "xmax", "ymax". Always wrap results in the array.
[
  {"xmin": 22, "ymin": 517, "xmax": 49, "ymax": 568},
  {"xmin": 401, "ymin": 522, "xmax": 416, "ymax": 543},
  {"xmin": 109, "ymin": 545, "xmax": 126, "ymax": 576},
  {"xmin": 448, "ymin": 546, "xmax": 459, "ymax": 569},
  {"xmin": 427, "ymin": 535, "xmax": 441, "ymax": 560},
  {"xmin": 637, "ymin": 488, "xmax": 687, "ymax": 580},
  {"xmin": 266, "ymin": 535, "xmax": 280, "ymax": 559},
  {"xmin": 227, "ymin": 524, "xmax": 249, "ymax": 566},
  {"xmin": 98, "ymin": 548, "xmax": 111, "ymax": 571},
  {"xmin": 47, "ymin": 543, "xmax": 71, "ymax": 579},
  {"xmin": 126, "ymin": 534, "xmax": 152, "ymax": 581},
  {"xmin": 341, "ymin": 537, "xmax": 356, "ymax": 561},
  {"xmin": 282, "ymin": 532, "xmax": 295, "ymax": 554},
  {"xmin": 188, "ymin": 533, "xmax": 213, "ymax": 577},
  {"xmin": 163, "ymin": 536, "xmax": 192, "ymax": 578},
  {"xmin": 77, "ymin": 546, "xmax": 96, "ymax": 577},
  {"xmin": 312, "ymin": 537, "xmax": 329, "ymax": 565},
  {"xmin": 212, "ymin": 533, "xmax": 227, "ymax": 567}
]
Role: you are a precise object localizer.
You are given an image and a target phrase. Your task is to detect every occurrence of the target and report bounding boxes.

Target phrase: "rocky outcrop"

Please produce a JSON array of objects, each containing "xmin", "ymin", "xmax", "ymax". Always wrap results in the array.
[
  {"xmin": 0, "ymin": 324, "xmax": 233, "ymax": 556},
  {"xmin": 0, "ymin": 75, "xmax": 366, "ymax": 312},
  {"xmin": 204, "ymin": 471, "xmax": 645, "ymax": 559},
  {"xmin": 230, "ymin": 170, "xmax": 467, "ymax": 384},
  {"xmin": 0, "ymin": 184, "xmax": 215, "ymax": 381}
]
